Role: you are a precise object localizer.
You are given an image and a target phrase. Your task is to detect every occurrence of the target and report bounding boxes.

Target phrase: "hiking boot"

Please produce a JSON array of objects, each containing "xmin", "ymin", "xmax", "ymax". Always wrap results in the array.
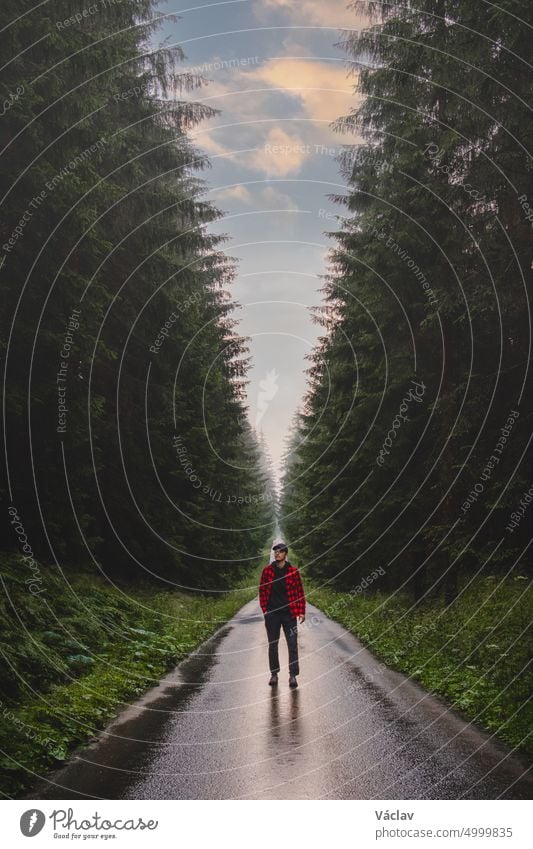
[
  {"xmin": 289, "ymin": 675, "xmax": 298, "ymax": 688},
  {"xmin": 268, "ymin": 673, "xmax": 278, "ymax": 686}
]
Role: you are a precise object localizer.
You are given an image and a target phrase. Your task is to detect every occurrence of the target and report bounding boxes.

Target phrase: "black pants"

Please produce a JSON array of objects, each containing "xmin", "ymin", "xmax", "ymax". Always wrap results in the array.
[{"xmin": 264, "ymin": 610, "xmax": 299, "ymax": 675}]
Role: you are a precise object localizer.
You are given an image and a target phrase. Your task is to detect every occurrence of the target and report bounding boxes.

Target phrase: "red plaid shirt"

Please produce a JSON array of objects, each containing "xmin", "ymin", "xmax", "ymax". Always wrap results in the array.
[{"xmin": 259, "ymin": 562, "xmax": 306, "ymax": 618}]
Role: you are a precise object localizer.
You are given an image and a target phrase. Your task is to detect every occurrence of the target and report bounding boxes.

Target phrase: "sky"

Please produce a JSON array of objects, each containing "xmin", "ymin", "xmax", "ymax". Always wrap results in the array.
[{"xmin": 155, "ymin": 0, "xmax": 367, "ymax": 479}]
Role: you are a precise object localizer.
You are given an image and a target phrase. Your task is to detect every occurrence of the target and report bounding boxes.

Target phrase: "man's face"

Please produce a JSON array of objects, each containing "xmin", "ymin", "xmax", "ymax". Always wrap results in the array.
[{"xmin": 274, "ymin": 548, "xmax": 287, "ymax": 565}]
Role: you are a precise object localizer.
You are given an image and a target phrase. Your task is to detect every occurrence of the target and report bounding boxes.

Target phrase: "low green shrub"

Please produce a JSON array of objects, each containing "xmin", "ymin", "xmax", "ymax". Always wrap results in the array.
[
  {"xmin": 0, "ymin": 555, "xmax": 258, "ymax": 797},
  {"xmin": 309, "ymin": 574, "xmax": 532, "ymax": 758}
]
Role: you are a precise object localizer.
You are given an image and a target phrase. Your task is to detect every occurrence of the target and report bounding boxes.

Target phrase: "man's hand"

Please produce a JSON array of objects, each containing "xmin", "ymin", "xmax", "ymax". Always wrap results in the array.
[{"xmin": 299, "ymin": 614, "xmax": 305, "ymax": 624}]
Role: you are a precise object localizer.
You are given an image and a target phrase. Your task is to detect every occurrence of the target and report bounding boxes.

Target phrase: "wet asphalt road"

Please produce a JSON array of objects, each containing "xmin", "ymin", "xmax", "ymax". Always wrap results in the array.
[{"xmin": 30, "ymin": 600, "xmax": 532, "ymax": 800}]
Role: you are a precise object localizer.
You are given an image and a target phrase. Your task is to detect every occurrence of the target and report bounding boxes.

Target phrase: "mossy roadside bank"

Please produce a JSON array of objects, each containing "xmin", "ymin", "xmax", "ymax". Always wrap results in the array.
[
  {"xmin": 308, "ymin": 574, "xmax": 532, "ymax": 759},
  {"xmin": 0, "ymin": 555, "xmax": 259, "ymax": 798}
]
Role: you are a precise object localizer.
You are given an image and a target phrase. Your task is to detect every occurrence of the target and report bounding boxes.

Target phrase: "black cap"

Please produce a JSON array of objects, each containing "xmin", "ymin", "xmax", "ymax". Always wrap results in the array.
[{"xmin": 272, "ymin": 542, "xmax": 288, "ymax": 552}]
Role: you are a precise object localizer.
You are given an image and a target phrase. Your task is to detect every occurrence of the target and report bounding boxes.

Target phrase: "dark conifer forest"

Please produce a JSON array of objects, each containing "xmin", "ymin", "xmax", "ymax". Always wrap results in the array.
[
  {"xmin": 281, "ymin": 0, "xmax": 533, "ymax": 600},
  {"xmin": 1, "ymin": 0, "xmax": 275, "ymax": 591}
]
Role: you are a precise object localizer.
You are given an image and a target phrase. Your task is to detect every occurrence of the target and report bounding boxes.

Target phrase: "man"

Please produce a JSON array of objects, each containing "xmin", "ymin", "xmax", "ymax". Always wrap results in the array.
[{"xmin": 259, "ymin": 541, "xmax": 306, "ymax": 688}]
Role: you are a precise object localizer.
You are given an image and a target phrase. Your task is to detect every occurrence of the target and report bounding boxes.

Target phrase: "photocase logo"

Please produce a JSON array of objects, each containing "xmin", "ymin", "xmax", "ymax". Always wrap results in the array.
[
  {"xmin": 255, "ymin": 368, "xmax": 279, "ymax": 427},
  {"xmin": 20, "ymin": 809, "xmax": 46, "ymax": 837}
]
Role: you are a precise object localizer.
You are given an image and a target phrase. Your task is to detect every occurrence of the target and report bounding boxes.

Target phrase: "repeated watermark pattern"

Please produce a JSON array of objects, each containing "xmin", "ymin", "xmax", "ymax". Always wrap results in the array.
[
  {"xmin": 55, "ymin": 0, "xmax": 127, "ymax": 30},
  {"xmin": 376, "ymin": 381, "xmax": 426, "ymax": 466},
  {"xmin": 422, "ymin": 142, "xmax": 488, "ymax": 205},
  {"xmin": 2, "ymin": 136, "xmax": 108, "ymax": 258},
  {"xmin": 173, "ymin": 434, "xmax": 223, "ymax": 502},
  {"xmin": 461, "ymin": 409, "xmax": 520, "ymax": 515},
  {"xmin": 2, "ymin": 189, "xmax": 47, "ymax": 255},
  {"xmin": 265, "ymin": 142, "xmax": 342, "ymax": 158},
  {"xmin": 329, "ymin": 567, "xmax": 387, "ymax": 611},
  {"xmin": 149, "ymin": 291, "xmax": 203, "ymax": 354},
  {"xmin": 56, "ymin": 309, "xmax": 82, "ymax": 434},
  {"xmin": 111, "ymin": 81, "xmax": 151, "ymax": 104},
  {"xmin": 318, "ymin": 208, "xmax": 348, "ymax": 224},
  {"xmin": 8, "ymin": 507, "xmax": 45, "ymax": 595},
  {"xmin": 186, "ymin": 56, "xmax": 261, "ymax": 76},
  {"xmin": 0, "ymin": 84, "xmax": 24, "ymax": 117},
  {"xmin": 394, "ymin": 618, "xmax": 438, "ymax": 658},
  {"xmin": 0, "ymin": 699, "xmax": 63, "ymax": 759},
  {"xmin": 517, "ymin": 193, "xmax": 533, "ymax": 229},
  {"xmin": 505, "ymin": 484, "xmax": 533, "ymax": 534},
  {"xmin": 289, "ymin": 567, "xmax": 387, "ymax": 638},
  {"xmin": 370, "ymin": 225, "xmax": 438, "ymax": 306},
  {"xmin": 173, "ymin": 435, "xmax": 273, "ymax": 505}
]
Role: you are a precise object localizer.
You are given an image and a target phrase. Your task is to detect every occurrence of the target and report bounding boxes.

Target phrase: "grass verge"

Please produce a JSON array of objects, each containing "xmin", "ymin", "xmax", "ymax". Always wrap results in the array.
[
  {"xmin": 0, "ymin": 555, "xmax": 259, "ymax": 798},
  {"xmin": 308, "ymin": 574, "xmax": 532, "ymax": 759}
]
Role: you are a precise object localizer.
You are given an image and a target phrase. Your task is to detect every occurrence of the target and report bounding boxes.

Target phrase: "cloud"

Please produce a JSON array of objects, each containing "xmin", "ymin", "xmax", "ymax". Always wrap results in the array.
[
  {"xmin": 187, "ymin": 55, "xmax": 360, "ymax": 176},
  {"xmin": 215, "ymin": 184, "xmax": 253, "ymax": 203},
  {"xmin": 250, "ymin": 57, "xmax": 355, "ymax": 124},
  {"xmin": 258, "ymin": 0, "xmax": 365, "ymax": 29},
  {"xmin": 192, "ymin": 128, "xmax": 232, "ymax": 159},
  {"xmin": 248, "ymin": 126, "xmax": 311, "ymax": 177},
  {"xmin": 185, "ymin": 51, "xmax": 358, "ymax": 172},
  {"xmin": 192, "ymin": 126, "xmax": 309, "ymax": 177},
  {"xmin": 188, "ymin": 53, "xmax": 356, "ymax": 128},
  {"xmin": 260, "ymin": 186, "xmax": 299, "ymax": 209}
]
